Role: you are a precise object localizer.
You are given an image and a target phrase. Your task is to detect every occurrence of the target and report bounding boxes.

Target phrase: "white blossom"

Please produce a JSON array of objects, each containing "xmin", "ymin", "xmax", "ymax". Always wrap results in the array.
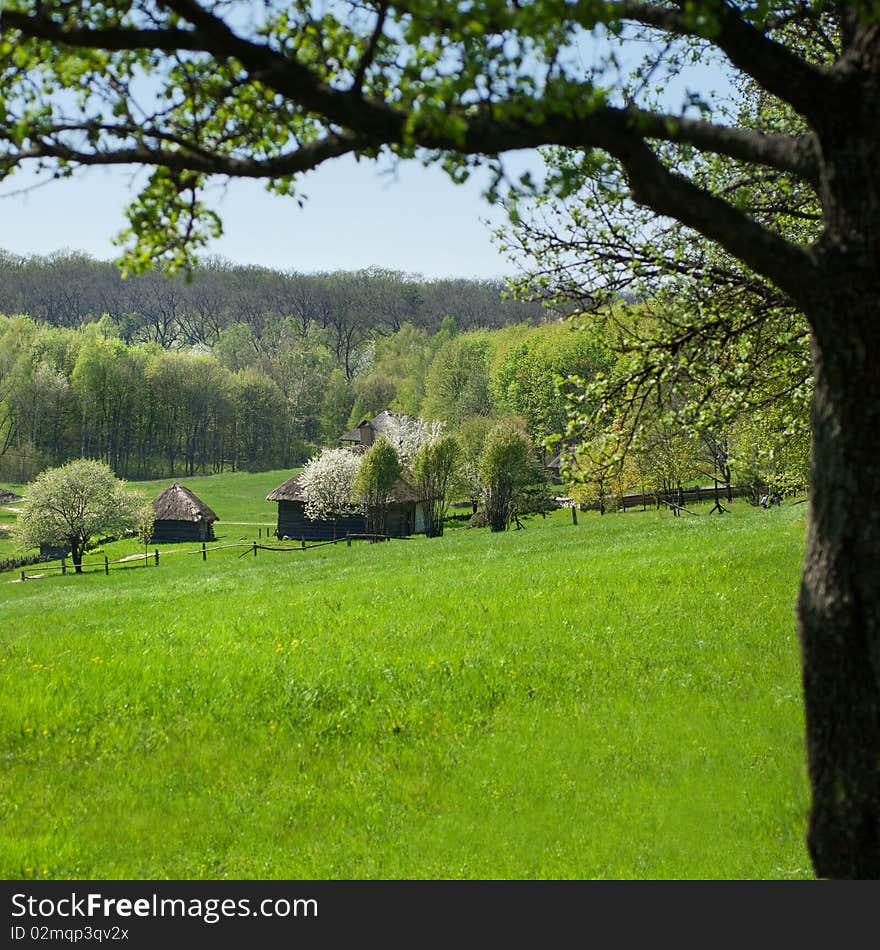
[
  {"xmin": 298, "ymin": 447, "xmax": 364, "ymax": 521},
  {"xmin": 382, "ymin": 413, "xmax": 445, "ymax": 465}
]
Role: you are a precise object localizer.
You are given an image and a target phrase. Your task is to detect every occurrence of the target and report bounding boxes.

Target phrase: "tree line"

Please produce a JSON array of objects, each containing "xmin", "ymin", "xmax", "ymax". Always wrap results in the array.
[
  {"xmin": 0, "ymin": 299, "xmax": 808, "ymax": 504},
  {"xmin": 0, "ymin": 251, "xmax": 547, "ymax": 365},
  {"xmin": 0, "ymin": 306, "xmax": 604, "ymax": 481}
]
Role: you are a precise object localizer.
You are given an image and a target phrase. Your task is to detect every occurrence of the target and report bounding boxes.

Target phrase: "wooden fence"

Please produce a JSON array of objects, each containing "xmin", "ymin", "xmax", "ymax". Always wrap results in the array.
[
  {"xmin": 13, "ymin": 533, "xmax": 408, "ymax": 582},
  {"xmin": 616, "ymin": 484, "xmax": 752, "ymax": 511}
]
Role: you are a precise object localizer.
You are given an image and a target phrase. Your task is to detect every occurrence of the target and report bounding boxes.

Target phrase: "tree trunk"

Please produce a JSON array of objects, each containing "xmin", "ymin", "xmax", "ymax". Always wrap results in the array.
[
  {"xmin": 798, "ymin": 57, "xmax": 880, "ymax": 875},
  {"xmin": 798, "ymin": 310, "xmax": 880, "ymax": 878}
]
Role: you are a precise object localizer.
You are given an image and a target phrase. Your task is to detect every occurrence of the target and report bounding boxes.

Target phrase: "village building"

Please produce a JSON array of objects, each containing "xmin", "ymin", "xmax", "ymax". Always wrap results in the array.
[
  {"xmin": 151, "ymin": 483, "xmax": 219, "ymax": 542},
  {"xmin": 266, "ymin": 471, "xmax": 425, "ymax": 542},
  {"xmin": 268, "ymin": 410, "xmax": 429, "ymax": 541},
  {"xmin": 338, "ymin": 409, "xmax": 404, "ymax": 451}
]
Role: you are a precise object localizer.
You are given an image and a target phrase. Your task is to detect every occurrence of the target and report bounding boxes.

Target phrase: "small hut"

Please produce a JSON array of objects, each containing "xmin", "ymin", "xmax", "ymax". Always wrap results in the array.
[
  {"xmin": 151, "ymin": 483, "xmax": 219, "ymax": 542},
  {"xmin": 267, "ymin": 473, "xmax": 424, "ymax": 542}
]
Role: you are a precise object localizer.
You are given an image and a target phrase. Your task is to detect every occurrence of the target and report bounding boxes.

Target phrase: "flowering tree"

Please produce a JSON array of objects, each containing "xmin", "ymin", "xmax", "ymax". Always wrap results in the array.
[
  {"xmin": 298, "ymin": 448, "xmax": 363, "ymax": 528},
  {"xmin": 382, "ymin": 413, "xmax": 444, "ymax": 466},
  {"xmin": 12, "ymin": 458, "xmax": 149, "ymax": 573}
]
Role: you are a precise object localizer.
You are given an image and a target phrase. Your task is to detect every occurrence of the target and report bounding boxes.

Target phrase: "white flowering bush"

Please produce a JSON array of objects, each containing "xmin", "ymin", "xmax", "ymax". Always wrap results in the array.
[
  {"xmin": 383, "ymin": 413, "xmax": 445, "ymax": 465},
  {"xmin": 298, "ymin": 447, "xmax": 364, "ymax": 521}
]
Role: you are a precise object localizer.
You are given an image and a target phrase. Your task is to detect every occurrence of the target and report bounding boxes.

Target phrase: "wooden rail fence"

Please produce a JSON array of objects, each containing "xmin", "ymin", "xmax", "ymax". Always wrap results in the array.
[{"xmin": 13, "ymin": 532, "xmax": 409, "ymax": 582}]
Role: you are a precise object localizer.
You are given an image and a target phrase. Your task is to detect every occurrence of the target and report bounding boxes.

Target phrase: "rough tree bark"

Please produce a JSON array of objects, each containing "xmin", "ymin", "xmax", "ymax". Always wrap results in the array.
[{"xmin": 793, "ymin": 32, "xmax": 880, "ymax": 874}]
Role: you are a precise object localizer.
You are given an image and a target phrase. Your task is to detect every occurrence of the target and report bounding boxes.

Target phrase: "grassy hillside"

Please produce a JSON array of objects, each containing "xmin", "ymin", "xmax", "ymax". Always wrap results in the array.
[
  {"xmin": 0, "ymin": 468, "xmax": 293, "ymax": 562},
  {"xmin": 126, "ymin": 468, "xmax": 296, "ymax": 529},
  {"xmin": 0, "ymin": 496, "xmax": 812, "ymax": 879}
]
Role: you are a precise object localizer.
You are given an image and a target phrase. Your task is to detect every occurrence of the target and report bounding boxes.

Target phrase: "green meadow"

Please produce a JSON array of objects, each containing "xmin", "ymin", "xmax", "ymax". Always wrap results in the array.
[
  {"xmin": 126, "ymin": 469, "xmax": 295, "ymax": 532},
  {"xmin": 0, "ymin": 484, "xmax": 812, "ymax": 879}
]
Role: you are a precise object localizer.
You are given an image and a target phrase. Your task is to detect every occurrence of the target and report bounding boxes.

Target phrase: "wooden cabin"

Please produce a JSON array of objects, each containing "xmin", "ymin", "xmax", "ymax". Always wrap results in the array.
[
  {"xmin": 151, "ymin": 483, "xmax": 219, "ymax": 542},
  {"xmin": 266, "ymin": 472, "xmax": 425, "ymax": 542},
  {"xmin": 338, "ymin": 409, "xmax": 403, "ymax": 451}
]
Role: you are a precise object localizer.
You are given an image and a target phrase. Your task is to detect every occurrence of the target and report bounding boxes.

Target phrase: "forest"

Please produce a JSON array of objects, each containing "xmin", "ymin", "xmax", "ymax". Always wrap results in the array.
[
  {"xmin": 0, "ymin": 251, "xmax": 549, "ymax": 479},
  {"xmin": 0, "ymin": 250, "xmax": 808, "ymax": 508}
]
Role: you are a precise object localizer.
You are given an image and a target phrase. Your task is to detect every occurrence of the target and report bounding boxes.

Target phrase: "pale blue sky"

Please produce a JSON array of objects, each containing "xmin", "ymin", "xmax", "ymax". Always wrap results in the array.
[
  {"xmin": 0, "ymin": 30, "xmax": 734, "ymax": 280},
  {"xmin": 1, "ymin": 152, "xmax": 531, "ymax": 279}
]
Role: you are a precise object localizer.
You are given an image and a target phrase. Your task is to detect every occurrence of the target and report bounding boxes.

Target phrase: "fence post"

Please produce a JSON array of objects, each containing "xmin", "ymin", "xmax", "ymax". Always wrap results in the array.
[
  {"xmin": 202, "ymin": 541, "xmax": 206, "ymax": 561},
  {"xmin": 346, "ymin": 534, "xmax": 351, "ymax": 547},
  {"xmin": 301, "ymin": 538, "xmax": 305, "ymax": 549},
  {"xmin": 20, "ymin": 570, "xmax": 25, "ymax": 582},
  {"xmin": 253, "ymin": 541, "xmax": 257, "ymax": 557},
  {"xmin": 104, "ymin": 556, "xmax": 109, "ymax": 575},
  {"xmin": 571, "ymin": 506, "xmax": 578, "ymax": 525},
  {"xmin": 154, "ymin": 549, "xmax": 159, "ymax": 566},
  {"xmin": 61, "ymin": 557, "xmax": 66, "ymax": 576},
  {"xmin": 258, "ymin": 527, "xmax": 262, "ymax": 539}
]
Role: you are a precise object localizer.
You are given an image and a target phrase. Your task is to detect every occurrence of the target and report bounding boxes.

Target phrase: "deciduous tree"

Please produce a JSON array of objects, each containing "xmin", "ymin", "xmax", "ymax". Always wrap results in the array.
[
  {"xmin": 352, "ymin": 437, "xmax": 402, "ymax": 537},
  {"xmin": 412, "ymin": 432, "xmax": 460, "ymax": 537},
  {"xmin": 478, "ymin": 420, "xmax": 535, "ymax": 532},
  {"xmin": 12, "ymin": 457, "xmax": 148, "ymax": 572}
]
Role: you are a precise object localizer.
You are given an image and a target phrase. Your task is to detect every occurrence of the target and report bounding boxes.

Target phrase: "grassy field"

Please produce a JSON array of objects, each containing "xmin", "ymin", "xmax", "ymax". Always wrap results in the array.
[
  {"xmin": 0, "ymin": 484, "xmax": 812, "ymax": 879},
  {"xmin": 126, "ymin": 468, "xmax": 295, "ymax": 531}
]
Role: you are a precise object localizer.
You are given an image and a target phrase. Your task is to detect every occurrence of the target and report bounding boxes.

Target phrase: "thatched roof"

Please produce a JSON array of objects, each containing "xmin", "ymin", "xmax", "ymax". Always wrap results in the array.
[
  {"xmin": 266, "ymin": 472, "xmax": 422, "ymax": 506},
  {"xmin": 266, "ymin": 474, "xmax": 306, "ymax": 503},
  {"xmin": 152, "ymin": 483, "xmax": 219, "ymax": 523}
]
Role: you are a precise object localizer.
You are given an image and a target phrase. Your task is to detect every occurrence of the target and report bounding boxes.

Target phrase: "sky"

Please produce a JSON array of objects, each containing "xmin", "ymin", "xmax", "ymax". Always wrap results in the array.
[
  {"xmin": 0, "ymin": 151, "xmax": 531, "ymax": 280},
  {"xmin": 0, "ymin": 26, "xmax": 735, "ymax": 282}
]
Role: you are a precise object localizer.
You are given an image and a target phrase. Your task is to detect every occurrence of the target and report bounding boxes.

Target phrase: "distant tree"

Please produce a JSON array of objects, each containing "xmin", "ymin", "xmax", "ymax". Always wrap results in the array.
[
  {"xmin": 478, "ymin": 421, "xmax": 535, "ymax": 532},
  {"xmin": 454, "ymin": 415, "xmax": 495, "ymax": 514},
  {"xmin": 412, "ymin": 433, "xmax": 460, "ymax": 538},
  {"xmin": 213, "ymin": 323, "xmax": 259, "ymax": 373},
  {"xmin": 298, "ymin": 447, "xmax": 363, "ymax": 538},
  {"xmin": 319, "ymin": 370, "xmax": 355, "ymax": 445},
  {"xmin": 490, "ymin": 323, "xmax": 614, "ymax": 446},
  {"xmin": 372, "ymin": 323, "xmax": 438, "ymax": 417},
  {"xmin": 561, "ymin": 420, "xmax": 640, "ymax": 516},
  {"xmin": 352, "ymin": 373, "xmax": 397, "ymax": 419},
  {"xmin": 352, "ymin": 437, "xmax": 402, "ymax": 537},
  {"xmin": 12, "ymin": 458, "xmax": 148, "ymax": 572},
  {"xmin": 422, "ymin": 332, "xmax": 494, "ymax": 425}
]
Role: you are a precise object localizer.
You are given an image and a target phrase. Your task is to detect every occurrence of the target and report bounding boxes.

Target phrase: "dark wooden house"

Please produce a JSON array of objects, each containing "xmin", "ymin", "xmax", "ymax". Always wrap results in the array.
[
  {"xmin": 266, "ymin": 472, "xmax": 425, "ymax": 541},
  {"xmin": 151, "ymin": 483, "xmax": 219, "ymax": 542},
  {"xmin": 338, "ymin": 409, "xmax": 403, "ymax": 451}
]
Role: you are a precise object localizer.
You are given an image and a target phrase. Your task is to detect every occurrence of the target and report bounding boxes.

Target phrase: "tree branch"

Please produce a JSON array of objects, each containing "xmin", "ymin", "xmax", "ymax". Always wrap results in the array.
[
  {"xmin": 5, "ymin": 129, "xmax": 365, "ymax": 178},
  {"xmin": 614, "ymin": 1, "xmax": 831, "ymax": 120},
  {"xmin": 610, "ymin": 134, "xmax": 818, "ymax": 305},
  {"xmin": 3, "ymin": 4, "xmax": 821, "ymax": 184},
  {"xmin": 615, "ymin": 107, "xmax": 820, "ymax": 186},
  {"xmin": 0, "ymin": 10, "xmax": 207, "ymax": 53}
]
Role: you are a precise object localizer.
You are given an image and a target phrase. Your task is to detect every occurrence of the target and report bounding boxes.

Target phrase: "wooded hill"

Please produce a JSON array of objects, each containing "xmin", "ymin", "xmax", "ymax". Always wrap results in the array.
[{"xmin": 0, "ymin": 250, "xmax": 548, "ymax": 365}]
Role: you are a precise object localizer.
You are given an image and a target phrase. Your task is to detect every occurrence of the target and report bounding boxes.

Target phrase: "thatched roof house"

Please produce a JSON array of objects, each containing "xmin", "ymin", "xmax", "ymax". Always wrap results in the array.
[
  {"xmin": 267, "ymin": 471, "xmax": 424, "ymax": 542},
  {"xmin": 151, "ymin": 483, "xmax": 219, "ymax": 542}
]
